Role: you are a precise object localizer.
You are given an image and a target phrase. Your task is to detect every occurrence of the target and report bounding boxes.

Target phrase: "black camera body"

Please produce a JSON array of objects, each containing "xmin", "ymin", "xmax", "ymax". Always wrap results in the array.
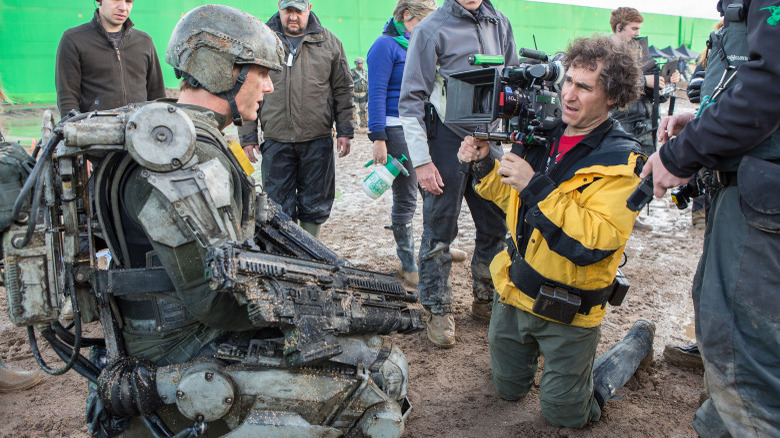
[
  {"xmin": 444, "ymin": 48, "xmax": 564, "ymax": 141},
  {"xmin": 671, "ymin": 172, "xmax": 709, "ymax": 210}
]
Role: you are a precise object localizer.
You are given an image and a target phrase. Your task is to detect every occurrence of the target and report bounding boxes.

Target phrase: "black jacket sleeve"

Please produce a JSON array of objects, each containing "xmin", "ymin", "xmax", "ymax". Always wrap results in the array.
[
  {"xmin": 237, "ymin": 117, "xmax": 260, "ymax": 147},
  {"xmin": 55, "ymin": 33, "xmax": 82, "ymax": 116},
  {"xmin": 145, "ymin": 43, "xmax": 166, "ymax": 101},
  {"xmin": 659, "ymin": 0, "xmax": 780, "ymax": 177}
]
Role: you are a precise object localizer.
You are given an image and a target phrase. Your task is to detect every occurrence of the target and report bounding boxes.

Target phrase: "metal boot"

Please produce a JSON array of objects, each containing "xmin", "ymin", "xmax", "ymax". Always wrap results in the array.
[
  {"xmin": 0, "ymin": 358, "xmax": 43, "ymax": 393},
  {"xmin": 592, "ymin": 319, "xmax": 655, "ymax": 408},
  {"xmin": 391, "ymin": 222, "xmax": 417, "ymax": 286}
]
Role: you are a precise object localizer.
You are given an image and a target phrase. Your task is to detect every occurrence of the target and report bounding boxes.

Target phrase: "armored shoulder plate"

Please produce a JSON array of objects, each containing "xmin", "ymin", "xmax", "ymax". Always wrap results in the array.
[
  {"xmin": 59, "ymin": 102, "xmax": 196, "ymax": 174},
  {"xmin": 58, "ymin": 103, "xmax": 246, "ymax": 254},
  {"xmin": 126, "ymin": 103, "xmax": 196, "ymax": 172}
]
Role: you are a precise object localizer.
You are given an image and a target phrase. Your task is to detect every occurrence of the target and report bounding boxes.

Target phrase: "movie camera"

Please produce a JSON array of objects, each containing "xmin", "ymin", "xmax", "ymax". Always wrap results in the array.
[{"xmin": 445, "ymin": 48, "xmax": 564, "ymax": 146}]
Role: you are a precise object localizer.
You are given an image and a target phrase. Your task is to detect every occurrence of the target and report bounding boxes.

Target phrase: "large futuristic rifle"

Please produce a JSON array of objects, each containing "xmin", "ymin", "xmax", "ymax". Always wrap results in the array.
[{"xmin": 205, "ymin": 242, "xmax": 424, "ymax": 367}]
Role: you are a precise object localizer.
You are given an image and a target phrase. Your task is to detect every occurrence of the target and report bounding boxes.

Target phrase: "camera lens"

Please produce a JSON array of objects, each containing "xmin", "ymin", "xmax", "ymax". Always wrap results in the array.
[{"xmin": 499, "ymin": 86, "xmax": 526, "ymax": 119}]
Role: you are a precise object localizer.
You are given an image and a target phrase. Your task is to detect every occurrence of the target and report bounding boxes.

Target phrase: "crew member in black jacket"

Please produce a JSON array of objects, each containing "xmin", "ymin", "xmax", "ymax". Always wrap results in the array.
[{"xmin": 642, "ymin": 1, "xmax": 780, "ymax": 436}]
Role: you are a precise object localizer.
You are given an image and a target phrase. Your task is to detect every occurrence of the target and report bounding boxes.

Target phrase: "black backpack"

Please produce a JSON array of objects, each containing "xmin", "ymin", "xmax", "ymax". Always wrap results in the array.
[{"xmin": 0, "ymin": 140, "xmax": 35, "ymax": 233}]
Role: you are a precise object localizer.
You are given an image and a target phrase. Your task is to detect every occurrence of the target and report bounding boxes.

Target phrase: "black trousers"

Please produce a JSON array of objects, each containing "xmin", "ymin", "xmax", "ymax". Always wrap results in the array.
[{"xmin": 260, "ymin": 137, "xmax": 336, "ymax": 224}]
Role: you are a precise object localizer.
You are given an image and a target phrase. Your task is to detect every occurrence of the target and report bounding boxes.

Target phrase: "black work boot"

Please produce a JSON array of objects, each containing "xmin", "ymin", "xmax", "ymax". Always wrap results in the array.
[
  {"xmin": 390, "ymin": 223, "xmax": 417, "ymax": 286},
  {"xmin": 470, "ymin": 262, "xmax": 495, "ymax": 322},
  {"xmin": 593, "ymin": 319, "xmax": 655, "ymax": 409}
]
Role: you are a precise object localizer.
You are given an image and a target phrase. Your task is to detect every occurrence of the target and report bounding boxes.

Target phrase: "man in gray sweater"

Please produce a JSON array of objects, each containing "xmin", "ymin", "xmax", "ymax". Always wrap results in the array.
[{"xmin": 399, "ymin": 0, "xmax": 518, "ymax": 348}]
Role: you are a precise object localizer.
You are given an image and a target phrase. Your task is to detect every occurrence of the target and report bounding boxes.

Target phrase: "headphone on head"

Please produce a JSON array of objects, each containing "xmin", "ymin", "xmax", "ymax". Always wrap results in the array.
[{"xmin": 618, "ymin": 24, "xmax": 624, "ymax": 32}]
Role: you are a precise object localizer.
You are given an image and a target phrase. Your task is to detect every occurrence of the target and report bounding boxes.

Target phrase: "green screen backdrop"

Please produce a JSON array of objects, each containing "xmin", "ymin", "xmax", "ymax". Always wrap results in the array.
[{"xmin": 0, "ymin": 0, "xmax": 719, "ymax": 102}]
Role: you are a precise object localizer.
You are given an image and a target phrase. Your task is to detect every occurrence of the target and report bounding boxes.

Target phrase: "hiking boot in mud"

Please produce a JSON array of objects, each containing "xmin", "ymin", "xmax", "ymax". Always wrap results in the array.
[
  {"xmin": 450, "ymin": 248, "xmax": 468, "ymax": 263},
  {"xmin": 399, "ymin": 262, "xmax": 419, "ymax": 287},
  {"xmin": 663, "ymin": 343, "xmax": 704, "ymax": 370},
  {"xmin": 633, "ymin": 216, "xmax": 653, "ymax": 232},
  {"xmin": 470, "ymin": 299, "xmax": 493, "ymax": 322},
  {"xmin": 425, "ymin": 312, "xmax": 455, "ymax": 349},
  {"xmin": 0, "ymin": 359, "xmax": 43, "ymax": 393},
  {"xmin": 691, "ymin": 210, "xmax": 706, "ymax": 230},
  {"xmin": 593, "ymin": 319, "xmax": 655, "ymax": 408}
]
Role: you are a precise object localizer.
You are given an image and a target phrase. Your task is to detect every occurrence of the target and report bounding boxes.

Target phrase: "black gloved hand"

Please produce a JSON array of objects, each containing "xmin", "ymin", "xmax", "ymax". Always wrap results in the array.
[
  {"xmin": 687, "ymin": 71, "xmax": 705, "ymax": 104},
  {"xmin": 97, "ymin": 357, "xmax": 163, "ymax": 417}
]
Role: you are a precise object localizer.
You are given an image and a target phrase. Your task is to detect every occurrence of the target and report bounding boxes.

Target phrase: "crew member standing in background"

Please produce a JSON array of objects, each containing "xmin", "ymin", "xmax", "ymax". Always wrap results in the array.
[
  {"xmin": 609, "ymin": 6, "xmax": 679, "ymax": 232},
  {"xmin": 0, "ymin": 80, "xmax": 44, "ymax": 394},
  {"xmin": 366, "ymin": 0, "xmax": 436, "ymax": 287},
  {"xmin": 351, "ymin": 57, "xmax": 369, "ymax": 128},
  {"xmin": 398, "ymin": 0, "xmax": 519, "ymax": 348},
  {"xmin": 642, "ymin": 1, "xmax": 780, "ymax": 436},
  {"xmin": 609, "ymin": 6, "xmax": 679, "ymax": 156},
  {"xmin": 55, "ymin": 0, "xmax": 165, "ymax": 116},
  {"xmin": 240, "ymin": 0, "xmax": 354, "ymax": 239}
]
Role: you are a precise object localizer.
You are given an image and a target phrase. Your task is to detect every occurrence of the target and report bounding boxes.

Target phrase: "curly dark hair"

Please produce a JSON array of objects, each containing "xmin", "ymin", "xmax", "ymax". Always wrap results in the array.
[
  {"xmin": 610, "ymin": 7, "xmax": 644, "ymax": 33},
  {"xmin": 563, "ymin": 36, "xmax": 643, "ymax": 111}
]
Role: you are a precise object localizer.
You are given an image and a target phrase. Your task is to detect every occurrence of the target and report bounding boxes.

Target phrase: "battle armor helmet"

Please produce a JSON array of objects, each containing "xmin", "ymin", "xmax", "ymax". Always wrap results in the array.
[{"xmin": 165, "ymin": 5, "xmax": 285, "ymax": 125}]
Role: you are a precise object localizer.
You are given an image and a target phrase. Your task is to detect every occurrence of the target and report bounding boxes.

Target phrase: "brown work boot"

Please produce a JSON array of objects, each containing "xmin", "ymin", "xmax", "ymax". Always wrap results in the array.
[
  {"xmin": 0, "ymin": 362, "xmax": 43, "ymax": 393},
  {"xmin": 470, "ymin": 299, "xmax": 492, "ymax": 322},
  {"xmin": 691, "ymin": 209, "xmax": 706, "ymax": 230},
  {"xmin": 424, "ymin": 312, "xmax": 455, "ymax": 349},
  {"xmin": 633, "ymin": 216, "xmax": 653, "ymax": 232},
  {"xmin": 663, "ymin": 343, "xmax": 704, "ymax": 370},
  {"xmin": 398, "ymin": 263, "xmax": 418, "ymax": 287},
  {"xmin": 450, "ymin": 248, "xmax": 468, "ymax": 263}
]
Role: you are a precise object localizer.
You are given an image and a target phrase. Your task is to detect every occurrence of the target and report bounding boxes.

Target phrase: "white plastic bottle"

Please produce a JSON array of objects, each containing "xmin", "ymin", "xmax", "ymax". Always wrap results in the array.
[{"xmin": 362, "ymin": 154, "xmax": 410, "ymax": 199}]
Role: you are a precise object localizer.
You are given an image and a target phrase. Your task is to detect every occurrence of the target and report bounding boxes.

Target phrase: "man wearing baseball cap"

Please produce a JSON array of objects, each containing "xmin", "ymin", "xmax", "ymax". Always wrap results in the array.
[{"xmin": 239, "ymin": 0, "xmax": 355, "ymax": 239}]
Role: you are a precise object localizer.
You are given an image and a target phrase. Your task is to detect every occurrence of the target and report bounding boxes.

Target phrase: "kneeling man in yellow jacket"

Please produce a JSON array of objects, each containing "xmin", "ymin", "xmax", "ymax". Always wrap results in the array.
[{"xmin": 458, "ymin": 35, "xmax": 655, "ymax": 428}]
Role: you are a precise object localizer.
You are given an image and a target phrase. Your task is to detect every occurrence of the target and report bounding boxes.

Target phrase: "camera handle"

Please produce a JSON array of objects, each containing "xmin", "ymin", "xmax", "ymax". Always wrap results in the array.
[
  {"xmin": 626, "ymin": 175, "xmax": 654, "ymax": 211},
  {"xmin": 458, "ymin": 128, "xmax": 538, "ymax": 175}
]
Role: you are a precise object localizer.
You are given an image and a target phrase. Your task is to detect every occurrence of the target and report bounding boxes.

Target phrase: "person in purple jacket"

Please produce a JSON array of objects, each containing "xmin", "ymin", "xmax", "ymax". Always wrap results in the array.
[{"xmin": 366, "ymin": 0, "xmax": 436, "ymax": 287}]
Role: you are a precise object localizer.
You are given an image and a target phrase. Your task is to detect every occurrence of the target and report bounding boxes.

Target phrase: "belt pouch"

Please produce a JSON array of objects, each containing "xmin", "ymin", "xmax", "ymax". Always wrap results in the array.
[
  {"xmin": 532, "ymin": 284, "xmax": 581, "ymax": 324},
  {"xmin": 608, "ymin": 269, "xmax": 630, "ymax": 306},
  {"xmin": 738, "ymin": 156, "xmax": 780, "ymax": 233}
]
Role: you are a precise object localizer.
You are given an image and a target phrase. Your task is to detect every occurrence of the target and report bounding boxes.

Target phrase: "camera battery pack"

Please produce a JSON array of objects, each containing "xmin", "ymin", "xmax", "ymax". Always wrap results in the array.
[
  {"xmin": 532, "ymin": 284, "xmax": 581, "ymax": 324},
  {"xmin": 608, "ymin": 269, "xmax": 631, "ymax": 306}
]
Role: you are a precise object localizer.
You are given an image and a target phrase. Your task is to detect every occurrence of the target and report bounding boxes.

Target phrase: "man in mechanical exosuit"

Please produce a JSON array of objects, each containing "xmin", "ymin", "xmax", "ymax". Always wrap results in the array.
[{"xmin": 2, "ymin": 6, "xmax": 418, "ymax": 437}]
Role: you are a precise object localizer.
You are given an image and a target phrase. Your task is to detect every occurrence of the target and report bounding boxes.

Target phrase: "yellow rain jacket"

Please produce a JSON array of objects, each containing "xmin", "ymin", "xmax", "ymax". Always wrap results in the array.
[{"xmin": 473, "ymin": 120, "xmax": 644, "ymax": 328}]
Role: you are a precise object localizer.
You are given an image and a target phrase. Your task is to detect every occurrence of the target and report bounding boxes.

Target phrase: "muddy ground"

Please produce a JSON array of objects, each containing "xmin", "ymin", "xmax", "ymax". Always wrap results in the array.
[{"xmin": 1, "ymin": 98, "xmax": 706, "ymax": 437}]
